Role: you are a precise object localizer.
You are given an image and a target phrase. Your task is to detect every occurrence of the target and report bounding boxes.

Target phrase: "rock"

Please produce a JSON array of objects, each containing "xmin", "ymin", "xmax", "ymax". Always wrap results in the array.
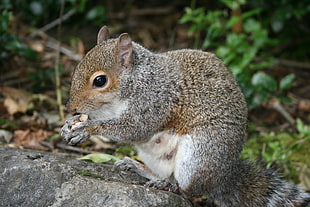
[{"xmin": 0, "ymin": 146, "xmax": 192, "ymax": 207}]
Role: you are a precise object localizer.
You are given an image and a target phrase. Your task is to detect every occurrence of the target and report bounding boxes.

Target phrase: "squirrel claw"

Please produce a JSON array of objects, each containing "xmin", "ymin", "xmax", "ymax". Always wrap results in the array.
[
  {"xmin": 114, "ymin": 157, "xmax": 139, "ymax": 171},
  {"xmin": 61, "ymin": 115, "xmax": 90, "ymax": 145},
  {"xmin": 146, "ymin": 179, "xmax": 180, "ymax": 194}
]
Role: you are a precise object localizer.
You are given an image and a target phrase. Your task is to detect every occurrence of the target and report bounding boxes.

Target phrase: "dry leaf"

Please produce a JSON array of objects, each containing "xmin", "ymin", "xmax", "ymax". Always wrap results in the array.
[
  {"xmin": 0, "ymin": 87, "xmax": 33, "ymax": 115},
  {"xmin": 14, "ymin": 129, "xmax": 52, "ymax": 147},
  {"xmin": 298, "ymin": 99, "xmax": 310, "ymax": 112},
  {"xmin": 30, "ymin": 40, "xmax": 44, "ymax": 53}
]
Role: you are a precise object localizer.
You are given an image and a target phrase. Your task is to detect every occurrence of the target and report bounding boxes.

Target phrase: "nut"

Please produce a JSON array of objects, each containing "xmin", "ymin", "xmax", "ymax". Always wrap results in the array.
[
  {"xmin": 71, "ymin": 114, "xmax": 88, "ymax": 130},
  {"xmin": 79, "ymin": 114, "xmax": 88, "ymax": 122}
]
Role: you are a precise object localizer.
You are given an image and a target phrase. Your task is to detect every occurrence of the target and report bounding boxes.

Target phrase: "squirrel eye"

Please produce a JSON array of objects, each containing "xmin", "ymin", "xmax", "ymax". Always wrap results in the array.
[{"xmin": 93, "ymin": 75, "xmax": 108, "ymax": 88}]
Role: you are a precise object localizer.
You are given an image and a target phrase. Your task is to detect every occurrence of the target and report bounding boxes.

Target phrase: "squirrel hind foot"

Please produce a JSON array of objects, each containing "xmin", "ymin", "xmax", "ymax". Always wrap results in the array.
[{"xmin": 146, "ymin": 179, "xmax": 180, "ymax": 194}]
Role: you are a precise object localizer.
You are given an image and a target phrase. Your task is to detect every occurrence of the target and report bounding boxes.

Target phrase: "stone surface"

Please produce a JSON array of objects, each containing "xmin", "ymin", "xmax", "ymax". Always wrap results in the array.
[{"xmin": 0, "ymin": 146, "xmax": 192, "ymax": 207}]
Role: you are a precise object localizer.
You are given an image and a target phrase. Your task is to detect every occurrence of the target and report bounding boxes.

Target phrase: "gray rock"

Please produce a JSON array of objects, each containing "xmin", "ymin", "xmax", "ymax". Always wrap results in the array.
[{"xmin": 0, "ymin": 146, "xmax": 192, "ymax": 207}]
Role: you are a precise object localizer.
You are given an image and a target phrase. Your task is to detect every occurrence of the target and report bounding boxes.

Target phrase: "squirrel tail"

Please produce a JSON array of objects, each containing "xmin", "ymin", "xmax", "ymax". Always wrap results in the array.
[{"xmin": 210, "ymin": 161, "xmax": 310, "ymax": 207}]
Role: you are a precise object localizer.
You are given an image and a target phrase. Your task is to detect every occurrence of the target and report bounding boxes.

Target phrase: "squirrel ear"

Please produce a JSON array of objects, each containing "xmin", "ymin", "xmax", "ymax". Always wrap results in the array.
[
  {"xmin": 117, "ymin": 33, "xmax": 133, "ymax": 69},
  {"xmin": 97, "ymin": 25, "xmax": 110, "ymax": 44}
]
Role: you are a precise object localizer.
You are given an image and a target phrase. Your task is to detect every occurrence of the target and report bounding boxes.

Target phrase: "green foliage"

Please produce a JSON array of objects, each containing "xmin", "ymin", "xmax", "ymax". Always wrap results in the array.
[
  {"xmin": 248, "ymin": 0, "xmax": 310, "ymax": 60},
  {"xmin": 62, "ymin": 0, "xmax": 107, "ymax": 27},
  {"xmin": 0, "ymin": 10, "xmax": 36, "ymax": 63},
  {"xmin": 0, "ymin": 119, "xmax": 18, "ymax": 130},
  {"xmin": 115, "ymin": 145, "xmax": 136, "ymax": 158},
  {"xmin": 221, "ymin": 0, "xmax": 246, "ymax": 9},
  {"xmin": 78, "ymin": 153, "xmax": 120, "ymax": 164},
  {"xmin": 69, "ymin": 0, "xmax": 106, "ymax": 26},
  {"xmin": 296, "ymin": 118, "xmax": 310, "ymax": 140},
  {"xmin": 28, "ymin": 64, "xmax": 67, "ymax": 92},
  {"xmin": 4, "ymin": 0, "xmax": 74, "ymax": 26},
  {"xmin": 242, "ymin": 120, "xmax": 310, "ymax": 184},
  {"xmin": 28, "ymin": 66, "xmax": 58, "ymax": 93},
  {"xmin": 78, "ymin": 145, "xmax": 137, "ymax": 165},
  {"xmin": 2, "ymin": 0, "xmax": 106, "ymax": 28},
  {"xmin": 179, "ymin": 0, "xmax": 299, "ymax": 109},
  {"xmin": 251, "ymin": 73, "xmax": 295, "ymax": 106},
  {"xmin": 84, "ymin": 5, "xmax": 106, "ymax": 25}
]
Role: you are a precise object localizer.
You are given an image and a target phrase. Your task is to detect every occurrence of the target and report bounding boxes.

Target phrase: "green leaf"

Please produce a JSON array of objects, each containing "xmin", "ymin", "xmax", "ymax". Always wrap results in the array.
[
  {"xmin": 253, "ymin": 29, "xmax": 269, "ymax": 48},
  {"xmin": 221, "ymin": 0, "xmax": 244, "ymax": 9},
  {"xmin": 29, "ymin": 1, "xmax": 43, "ymax": 16},
  {"xmin": 116, "ymin": 145, "xmax": 136, "ymax": 157},
  {"xmin": 86, "ymin": 6, "xmax": 105, "ymax": 22},
  {"xmin": 251, "ymin": 92, "xmax": 269, "ymax": 106},
  {"xmin": 249, "ymin": 57, "xmax": 275, "ymax": 70},
  {"xmin": 0, "ymin": 10, "xmax": 11, "ymax": 33},
  {"xmin": 279, "ymin": 74, "xmax": 295, "ymax": 90},
  {"xmin": 296, "ymin": 118, "xmax": 310, "ymax": 139},
  {"xmin": 0, "ymin": 0, "xmax": 12, "ymax": 10},
  {"xmin": 240, "ymin": 47, "xmax": 257, "ymax": 68},
  {"xmin": 216, "ymin": 46, "xmax": 230, "ymax": 58},
  {"xmin": 244, "ymin": 18, "xmax": 261, "ymax": 33},
  {"xmin": 78, "ymin": 153, "xmax": 120, "ymax": 163},
  {"xmin": 179, "ymin": 7, "xmax": 193, "ymax": 24},
  {"xmin": 251, "ymin": 72, "xmax": 277, "ymax": 92},
  {"xmin": 76, "ymin": 0, "xmax": 87, "ymax": 12},
  {"xmin": 226, "ymin": 33, "xmax": 246, "ymax": 48},
  {"xmin": 242, "ymin": 9, "xmax": 261, "ymax": 19},
  {"xmin": 226, "ymin": 16, "xmax": 241, "ymax": 28}
]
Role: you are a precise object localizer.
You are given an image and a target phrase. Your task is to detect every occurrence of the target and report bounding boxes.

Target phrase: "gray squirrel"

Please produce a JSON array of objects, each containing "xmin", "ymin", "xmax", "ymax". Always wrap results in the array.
[{"xmin": 61, "ymin": 26, "xmax": 310, "ymax": 206}]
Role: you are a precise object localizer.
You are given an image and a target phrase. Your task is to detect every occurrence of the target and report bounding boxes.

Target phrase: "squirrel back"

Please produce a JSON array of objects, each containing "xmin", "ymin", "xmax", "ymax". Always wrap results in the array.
[{"xmin": 62, "ymin": 26, "xmax": 310, "ymax": 206}]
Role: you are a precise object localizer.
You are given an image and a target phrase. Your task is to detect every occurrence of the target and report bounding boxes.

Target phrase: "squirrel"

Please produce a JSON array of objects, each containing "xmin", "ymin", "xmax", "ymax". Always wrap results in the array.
[{"xmin": 61, "ymin": 25, "xmax": 310, "ymax": 206}]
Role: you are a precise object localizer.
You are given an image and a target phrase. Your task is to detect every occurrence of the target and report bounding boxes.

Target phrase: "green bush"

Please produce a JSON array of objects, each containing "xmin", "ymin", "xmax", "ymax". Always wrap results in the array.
[
  {"xmin": 242, "ymin": 119, "xmax": 310, "ymax": 185},
  {"xmin": 0, "ymin": 10, "xmax": 36, "ymax": 63},
  {"xmin": 179, "ymin": 0, "xmax": 298, "ymax": 108},
  {"xmin": 3, "ymin": 0, "xmax": 106, "ymax": 28}
]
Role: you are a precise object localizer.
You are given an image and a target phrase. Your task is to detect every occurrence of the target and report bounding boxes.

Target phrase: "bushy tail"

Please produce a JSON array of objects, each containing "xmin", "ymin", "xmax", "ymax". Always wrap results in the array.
[
  {"xmin": 211, "ymin": 161, "xmax": 310, "ymax": 207},
  {"xmin": 264, "ymin": 177, "xmax": 310, "ymax": 207}
]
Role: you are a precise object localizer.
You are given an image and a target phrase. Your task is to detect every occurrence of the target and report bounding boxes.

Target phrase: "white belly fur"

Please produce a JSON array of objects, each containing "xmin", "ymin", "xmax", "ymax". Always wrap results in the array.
[{"xmin": 135, "ymin": 131, "xmax": 186, "ymax": 179}]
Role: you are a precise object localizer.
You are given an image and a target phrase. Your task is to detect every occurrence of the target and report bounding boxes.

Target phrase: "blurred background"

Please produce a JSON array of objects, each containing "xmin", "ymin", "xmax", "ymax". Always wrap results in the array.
[{"xmin": 0, "ymin": 0, "xmax": 309, "ymax": 192}]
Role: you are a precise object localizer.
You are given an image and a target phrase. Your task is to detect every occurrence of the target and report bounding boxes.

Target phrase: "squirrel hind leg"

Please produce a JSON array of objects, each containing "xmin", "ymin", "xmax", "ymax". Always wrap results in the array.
[
  {"xmin": 115, "ymin": 157, "xmax": 185, "ymax": 195},
  {"xmin": 114, "ymin": 157, "xmax": 159, "ymax": 181},
  {"xmin": 173, "ymin": 135, "xmax": 211, "ymax": 196}
]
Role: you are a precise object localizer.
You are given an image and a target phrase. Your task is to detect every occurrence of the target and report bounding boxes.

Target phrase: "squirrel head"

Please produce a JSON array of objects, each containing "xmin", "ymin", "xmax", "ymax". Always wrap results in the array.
[{"xmin": 68, "ymin": 26, "xmax": 132, "ymax": 120}]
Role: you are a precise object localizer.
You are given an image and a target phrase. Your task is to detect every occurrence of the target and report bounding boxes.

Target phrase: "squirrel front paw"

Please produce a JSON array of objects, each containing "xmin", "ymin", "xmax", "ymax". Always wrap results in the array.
[{"xmin": 61, "ymin": 114, "xmax": 90, "ymax": 145}]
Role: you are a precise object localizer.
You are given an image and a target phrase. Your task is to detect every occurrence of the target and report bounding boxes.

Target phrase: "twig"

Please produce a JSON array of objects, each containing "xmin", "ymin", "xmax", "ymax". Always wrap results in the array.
[
  {"xmin": 55, "ymin": 0, "xmax": 65, "ymax": 122},
  {"xmin": 31, "ymin": 94, "xmax": 58, "ymax": 107},
  {"xmin": 254, "ymin": 57, "xmax": 310, "ymax": 70},
  {"xmin": 46, "ymin": 41, "xmax": 82, "ymax": 61},
  {"xmin": 268, "ymin": 98, "xmax": 295, "ymax": 126},
  {"xmin": 1, "ymin": 70, "xmax": 30, "ymax": 86},
  {"xmin": 39, "ymin": 9, "xmax": 75, "ymax": 33},
  {"xmin": 275, "ymin": 59, "xmax": 310, "ymax": 70},
  {"xmin": 40, "ymin": 141, "xmax": 92, "ymax": 154},
  {"xmin": 31, "ymin": 30, "xmax": 82, "ymax": 61},
  {"xmin": 107, "ymin": 7, "xmax": 173, "ymax": 19},
  {"xmin": 256, "ymin": 56, "xmax": 310, "ymax": 70}
]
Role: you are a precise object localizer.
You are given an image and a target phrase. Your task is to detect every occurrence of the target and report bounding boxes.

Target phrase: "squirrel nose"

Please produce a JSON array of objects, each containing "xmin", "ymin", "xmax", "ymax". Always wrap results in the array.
[{"xmin": 70, "ymin": 106, "xmax": 78, "ymax": 115}]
